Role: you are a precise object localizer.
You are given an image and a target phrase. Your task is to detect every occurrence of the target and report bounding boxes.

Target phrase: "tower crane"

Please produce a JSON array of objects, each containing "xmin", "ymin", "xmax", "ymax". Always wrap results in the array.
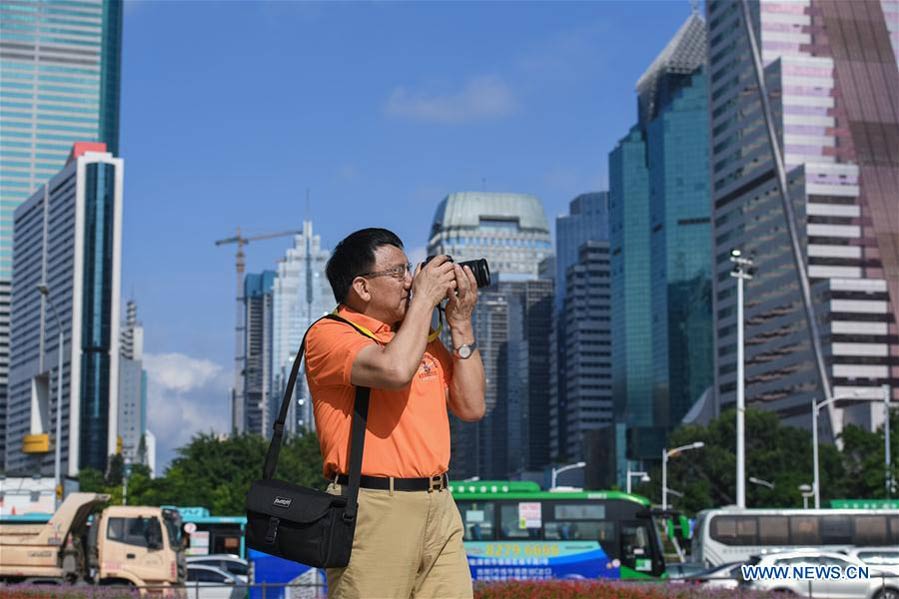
[{"xmin": 215, "ymin": 227, "xmax": 302, "ymax": 432}]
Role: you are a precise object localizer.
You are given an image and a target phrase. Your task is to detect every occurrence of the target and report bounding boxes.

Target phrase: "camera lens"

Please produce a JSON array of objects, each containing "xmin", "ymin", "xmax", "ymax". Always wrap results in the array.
[{"xmin": 459, "ymin": 259, "xmax": 491, "ymax": 288}]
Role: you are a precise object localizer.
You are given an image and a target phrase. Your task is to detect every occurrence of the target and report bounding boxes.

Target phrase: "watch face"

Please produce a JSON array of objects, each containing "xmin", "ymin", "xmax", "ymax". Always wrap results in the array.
[{"xmin": 458, "ymin": 345, "xmax": 472, "ymax": 359}]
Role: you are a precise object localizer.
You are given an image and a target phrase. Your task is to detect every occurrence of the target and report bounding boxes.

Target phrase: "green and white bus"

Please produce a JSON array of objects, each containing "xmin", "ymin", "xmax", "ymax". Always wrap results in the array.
[{"xmin": 449, "ymin": 481, "xmax": 666, "ymax": 581}]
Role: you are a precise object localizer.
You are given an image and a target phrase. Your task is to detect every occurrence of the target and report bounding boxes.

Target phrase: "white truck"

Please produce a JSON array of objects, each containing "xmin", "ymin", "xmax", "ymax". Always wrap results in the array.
[{"xmin": 0, "ymin": 492, "xmax": 186, "ymax": 596}]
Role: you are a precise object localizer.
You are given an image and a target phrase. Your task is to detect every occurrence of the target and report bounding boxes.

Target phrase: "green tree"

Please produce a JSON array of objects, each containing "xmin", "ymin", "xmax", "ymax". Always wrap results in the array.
[
  {"xmin": 840, "ymin": 409, "xmax": 899, "ymax": 499},
  {"xmin": 634, "ymin": 408, "xmax": 846, "ymax": 515}
]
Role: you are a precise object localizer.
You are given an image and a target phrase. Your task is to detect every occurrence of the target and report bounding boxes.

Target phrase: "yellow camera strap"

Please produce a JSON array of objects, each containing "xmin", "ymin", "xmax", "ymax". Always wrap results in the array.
[{"xmin": 331, "ymin": 306, "xmax": 443, "ymax": 343}]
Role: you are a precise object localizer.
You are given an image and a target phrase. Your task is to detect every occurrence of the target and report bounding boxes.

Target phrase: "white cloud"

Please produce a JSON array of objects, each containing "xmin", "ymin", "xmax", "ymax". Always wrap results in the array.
[
  {"xmin": 384, "ymin": 75, "xmax": 517, "ymax": 124},
  {"xmin": 143, "ymin": 353, "xmax": 231, "ymax": 472}
]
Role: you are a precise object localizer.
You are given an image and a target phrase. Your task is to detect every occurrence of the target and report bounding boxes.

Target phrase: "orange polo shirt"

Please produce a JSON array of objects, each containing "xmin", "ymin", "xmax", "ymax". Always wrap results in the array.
[{"xmin": 304, "ymin": 305, "xmax": 454, "ymax": 479}]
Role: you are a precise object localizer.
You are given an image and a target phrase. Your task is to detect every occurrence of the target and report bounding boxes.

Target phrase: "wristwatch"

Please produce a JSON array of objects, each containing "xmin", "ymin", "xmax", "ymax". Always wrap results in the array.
[{"xmin": 453, "ymin": 341, "xmax": 478, "ymax": 359}]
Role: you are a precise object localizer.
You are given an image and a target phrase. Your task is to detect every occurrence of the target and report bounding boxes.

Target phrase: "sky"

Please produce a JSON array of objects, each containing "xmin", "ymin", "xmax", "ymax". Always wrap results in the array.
[{"xmin": 118, "ymin": 0, "xmax": 701, "ymax": 470}]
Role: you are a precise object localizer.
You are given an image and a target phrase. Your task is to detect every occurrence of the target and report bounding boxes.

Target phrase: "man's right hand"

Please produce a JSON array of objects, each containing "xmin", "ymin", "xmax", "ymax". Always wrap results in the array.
[{"xmin": 412, "ymin": 255, "xmax": 457, "ymax": 308}]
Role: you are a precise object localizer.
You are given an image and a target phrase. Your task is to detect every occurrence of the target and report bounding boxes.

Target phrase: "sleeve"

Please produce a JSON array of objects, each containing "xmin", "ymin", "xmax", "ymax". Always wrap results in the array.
[
  {"xmin": 428, "ymin": 337, "xmax": 455, "ymax": 389},
  {"xmin": 305, "ymin": 319, "xmax": 377, "ymax": 387}
]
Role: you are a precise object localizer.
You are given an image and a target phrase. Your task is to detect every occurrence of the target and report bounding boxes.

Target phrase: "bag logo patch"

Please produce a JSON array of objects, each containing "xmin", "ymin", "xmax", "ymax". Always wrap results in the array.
[{"xmin": 273, "ymin": 496, "xmax": 292, "ymax": 508}]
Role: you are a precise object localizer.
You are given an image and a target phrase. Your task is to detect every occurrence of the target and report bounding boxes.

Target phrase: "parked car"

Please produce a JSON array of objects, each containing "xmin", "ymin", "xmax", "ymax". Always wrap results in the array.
[
  {"xmin": 187, "ymin": 554, "xmax": 249, "ymax": 583},
  {"xmin": 665, "ymin": 561, "xmax": 707, "ymax": 579},
  {"xmin": 740, "ymin": 549, "xmax": 899, "ymax": 599},
  {"xmin": 684, "ymin": 561, "xmax": 745, "ymax": 589},
  {"xmin": 186, "ymin": 564, "xmax": 245, "ymax": 599},
  {"xmin": 845, "ymin": 548, "xmax": 899, "ymax": 579}
]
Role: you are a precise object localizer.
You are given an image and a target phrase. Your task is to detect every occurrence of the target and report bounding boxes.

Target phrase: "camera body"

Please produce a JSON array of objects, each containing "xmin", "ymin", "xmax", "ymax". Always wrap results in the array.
[{"xmin": 423, "ymin": 255, "xmax": 491, "ymax": 288}]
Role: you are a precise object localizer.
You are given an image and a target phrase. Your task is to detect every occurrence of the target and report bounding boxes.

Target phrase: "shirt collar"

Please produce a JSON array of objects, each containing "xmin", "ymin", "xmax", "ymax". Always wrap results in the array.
[{"xmin": 337, "ymin": 305, "xmax": 394, "ymax": 335}]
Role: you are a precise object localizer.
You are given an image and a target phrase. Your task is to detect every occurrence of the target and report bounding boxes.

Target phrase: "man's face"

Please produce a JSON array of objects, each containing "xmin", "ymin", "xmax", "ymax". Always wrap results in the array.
[{"xmin": 361, "ymin": 244, "xmax": 412, "ymax": 325}]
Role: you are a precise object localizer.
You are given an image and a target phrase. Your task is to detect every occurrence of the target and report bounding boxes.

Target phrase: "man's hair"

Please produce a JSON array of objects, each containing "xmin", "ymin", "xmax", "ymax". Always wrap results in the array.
[{"xmin": 326, "ymin": 228, "xmax": 404, "ymax": 303}]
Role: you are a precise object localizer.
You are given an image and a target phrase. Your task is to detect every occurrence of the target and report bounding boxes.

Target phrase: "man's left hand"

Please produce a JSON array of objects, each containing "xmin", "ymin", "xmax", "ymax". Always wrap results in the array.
[{"xmin": 445, "ymin": 264, "xmax": 478, "ymax": 326}]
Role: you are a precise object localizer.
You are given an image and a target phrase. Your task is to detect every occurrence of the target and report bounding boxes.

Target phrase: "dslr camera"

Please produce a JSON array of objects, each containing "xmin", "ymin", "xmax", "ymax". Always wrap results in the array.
[{"xmin": 423, "ymin": 255, "xmax": 491, "ymax": 288}]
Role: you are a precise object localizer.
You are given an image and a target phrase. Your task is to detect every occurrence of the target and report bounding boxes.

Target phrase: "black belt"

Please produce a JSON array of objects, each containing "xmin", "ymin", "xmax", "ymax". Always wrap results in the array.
[{"xmin": 335, "ymin": 473, "xmax": 448, "ymax": 492}]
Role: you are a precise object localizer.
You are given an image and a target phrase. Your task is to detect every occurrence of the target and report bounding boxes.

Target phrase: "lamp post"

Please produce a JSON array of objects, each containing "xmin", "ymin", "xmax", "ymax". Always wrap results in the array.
[
  {"xmin": 662, "ymin": 442, "xmax": 704, "ymax": 511},
  {"xmin": 551, "ymin": 461, "xmax": 586, "ymax": 490},
  {"xmin": 812, "ymin": 390, "xmax": 891, "ymax": 508},
  {"xmin": 730, "ymin": 249, "xmax": 753, "ymax": 509},
  {"xmin": 36, "ymin": 284, "xmax": 64, "ymax": 509},
  {"xmin": 626, "ymin": 467, "xmax": 650, "ymax": 495}
]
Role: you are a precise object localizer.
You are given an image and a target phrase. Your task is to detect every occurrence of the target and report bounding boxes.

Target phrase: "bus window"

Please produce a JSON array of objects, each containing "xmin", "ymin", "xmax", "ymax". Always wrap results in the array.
[
  {"xmin": 499, "ymin": 504, "xmax": 539, "ymax": 540},
  {"xmin": 710, "ymin": 516, "xmax": 757, "ymax": 545},
  {"xmin": 853, "ymin": 516, "xmax": 887, "ymax": 546},
  {"xmin": 545, "ymin": 521, "xmax": 614, "ymax": 543},
  {"xmin": 758, "ymin": 516, "xmax": 789, "ymax": 545},
  {"xmin": 819, "ymin": 515, "xmax": 851, "ymax": 544},
  {"xmin": 790, "ymin": 516, "xmax": 820, "ymax": 545},
  {"xmin": 553, "ymin": 504, "xmax": 605, "ymax": 520},
  {"xmin": 459, "ymin": 502, "xmax": 495, "ymax": 541}
]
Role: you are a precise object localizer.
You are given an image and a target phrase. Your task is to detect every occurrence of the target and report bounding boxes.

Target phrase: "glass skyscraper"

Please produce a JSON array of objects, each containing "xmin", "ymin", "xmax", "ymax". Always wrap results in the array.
[
  {"xmin": 610, "ymin": 11, "xmax": 712, "ymax": 463},
  {"xmin": 550, "ymin": 193, "xmax": 610, "ymax": 462},
  {"xmin": 7, "ymin": 144, "xmax": 123, "ymax": 475},
  {"xmin": 241, "ymin": 271, "xmax": 275, "ymax": 437},
  {"xmin": 707, "ymin": 0, "xmax": 898, "ymax": 436},
  {"xmin": 0, "ymin": 0, "xmax": 123, "ymax": 467},
  {"xmin": 274, "ymin": 221, "xmax": 332, "ymax": 435}
]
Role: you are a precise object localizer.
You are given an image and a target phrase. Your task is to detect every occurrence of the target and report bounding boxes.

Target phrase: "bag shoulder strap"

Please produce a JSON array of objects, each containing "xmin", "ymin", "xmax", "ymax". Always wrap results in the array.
[{"xmin": 262, "ymin": 312, "xmax": 376, "ymax": 521}]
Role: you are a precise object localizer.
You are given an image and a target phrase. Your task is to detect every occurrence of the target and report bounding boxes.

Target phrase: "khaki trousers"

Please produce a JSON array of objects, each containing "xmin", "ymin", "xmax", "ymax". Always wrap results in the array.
[{"xmin": 325, "ymin": 483, "xmax": 473, "ymax": 599}]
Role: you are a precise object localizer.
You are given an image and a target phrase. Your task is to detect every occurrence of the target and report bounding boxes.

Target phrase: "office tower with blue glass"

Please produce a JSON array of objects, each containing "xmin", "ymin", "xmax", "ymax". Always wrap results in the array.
[
  {"xmin": 6, "ymin": 144, "xmax": 123, "ymax": 475},
  {"xmin": 427, "ymin": 192, "xmax": 554, "ymax": 480},
  {"xmin": 550, "ymin": 193, "xmax": 611, "ymax": 462},
  {"xmin": 241, "ymin": 271, "xmax": 275, "ymax": 437},
  {"xmin": 707, "ymin": 0, "xmax": 898, "ymax": 436},
  {"xmin": 118, "ymin": 299, "xmax": 153, "ymax": 473},
  {"xmin": 610, "ymin": 11, "xmax": 712, "ymax": 466},
  {"xmin": 275, "ymin": 221, "xmax": 333, "ymax": 435},
  {"xmin": 0, "ymin": 0, "xmax": 123, "ymax": 467}
]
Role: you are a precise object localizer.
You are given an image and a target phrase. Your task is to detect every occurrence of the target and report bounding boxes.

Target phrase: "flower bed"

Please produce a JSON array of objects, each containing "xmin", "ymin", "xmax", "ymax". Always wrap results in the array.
[{"xmin": 474, "ymin": 580, "xmax": 771, "ymax": 599}]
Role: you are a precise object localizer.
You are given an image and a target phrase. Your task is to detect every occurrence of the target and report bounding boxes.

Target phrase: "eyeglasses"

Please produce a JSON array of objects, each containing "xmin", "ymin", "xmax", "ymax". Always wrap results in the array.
[{"xmin": 358, "ymin": 262, "xmax": 413, "ymax": 281}]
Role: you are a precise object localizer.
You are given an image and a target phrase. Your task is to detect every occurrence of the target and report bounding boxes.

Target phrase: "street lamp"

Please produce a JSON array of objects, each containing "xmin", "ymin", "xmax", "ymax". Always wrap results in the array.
[
  {"xmin": 36, "ymin": 284, "xmax": 64, "ymax": 509},
  {"xmin": 551, "ymin": 461, "xmax": 586, "ymax": 489},
  {"xmin": 730, "ymin": 249, "xmax": 753, "ymax": 509},
  {"xmin": 812, "ymin": 387, "xmax": 893, "ymax": 508},
  {"xmin": 749, "ymin": 476, "xmax": 775, "ymax": 490},
  {"xmin": 662, "ymin": 442, "xmax": 704, "ymax": 511},
  {"xmin": 626, "ymin": 466, "xmax": 650, "ymax": 494}
]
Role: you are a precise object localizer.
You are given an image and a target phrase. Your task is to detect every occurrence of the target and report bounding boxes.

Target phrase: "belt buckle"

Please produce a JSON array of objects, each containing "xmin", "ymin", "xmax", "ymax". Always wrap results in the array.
[{"xmin": 428, "ymin": 474, "xmax": 443, "ymax": 493}]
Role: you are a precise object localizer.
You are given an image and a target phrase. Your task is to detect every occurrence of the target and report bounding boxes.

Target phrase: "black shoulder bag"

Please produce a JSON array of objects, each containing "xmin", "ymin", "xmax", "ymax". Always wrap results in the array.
[{"xmin": 245, "ymin": 314, "xmax": 370, "ymax": 568}]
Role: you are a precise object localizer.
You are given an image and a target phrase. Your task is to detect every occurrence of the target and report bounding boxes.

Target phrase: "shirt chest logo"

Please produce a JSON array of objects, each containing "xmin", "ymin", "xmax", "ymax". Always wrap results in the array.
[{"xmin": 418, "ymin": 354, "xmax": 439, "ymax": 380}]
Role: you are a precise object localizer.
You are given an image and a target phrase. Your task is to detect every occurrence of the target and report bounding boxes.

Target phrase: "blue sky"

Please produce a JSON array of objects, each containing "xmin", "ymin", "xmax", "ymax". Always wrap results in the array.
[{"xmin": 118, "ymin": 0, "xmax": 700, "ymax": 470}]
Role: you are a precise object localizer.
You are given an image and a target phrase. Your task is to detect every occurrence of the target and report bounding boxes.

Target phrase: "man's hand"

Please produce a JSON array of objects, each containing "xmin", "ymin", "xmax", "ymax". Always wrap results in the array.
[
  {"xmin": 445, "ymin": 264, "xmax": 478, "ymax": 328},
  {"xmin": 411, "ymin": 255, "xmax": 456, "ymax": 309}
]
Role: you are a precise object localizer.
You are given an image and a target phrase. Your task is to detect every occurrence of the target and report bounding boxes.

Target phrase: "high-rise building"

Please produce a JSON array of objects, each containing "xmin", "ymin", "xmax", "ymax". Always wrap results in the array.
[
  {"xmin": 118, "ymin": 300, "xmax": 152, "ymax": 471},
  {"xmin": 241, "ymin": 271, "xmax": 275, "ymax": 436},
  {"xmin": 274, "ymin": 221, "xmax": 332, "ymax": 435},
  {"xmin": 560, "ymin": 241, "xmax": 613, "ymax": 461},
  {"xmin": 610, "ymin": 11, "xmax": 712, "ymax": 465},
  {"xmin": 0, "ymin": 0, "xmax": 123, "ymax": 466},
  {"xmin": 707, "ymin": 0, "xmax": 898, "ymax": 436},
  {"xmin": 550, "ymin": 193, "xmax": 610, "ymax": 461},
  {"xmin": 6, "ymin": 143, "xmax": 122, "ymax": 475},
  {"xmin": 428, "ymin": 192, "xmax": 554, "ymax": 480}
]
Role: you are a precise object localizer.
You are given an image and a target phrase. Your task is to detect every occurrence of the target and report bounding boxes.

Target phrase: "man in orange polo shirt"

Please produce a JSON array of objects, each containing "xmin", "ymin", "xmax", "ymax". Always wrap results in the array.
[{"xmin": 305, "ymin": 228, "xmax": 486, "ymax": 598}]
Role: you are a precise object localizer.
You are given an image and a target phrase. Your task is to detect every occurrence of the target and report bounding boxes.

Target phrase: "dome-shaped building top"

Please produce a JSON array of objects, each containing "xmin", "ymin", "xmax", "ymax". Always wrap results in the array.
[{"xmin": 427, "ymin": 192, "xmax": 552, "ymax": 280}]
